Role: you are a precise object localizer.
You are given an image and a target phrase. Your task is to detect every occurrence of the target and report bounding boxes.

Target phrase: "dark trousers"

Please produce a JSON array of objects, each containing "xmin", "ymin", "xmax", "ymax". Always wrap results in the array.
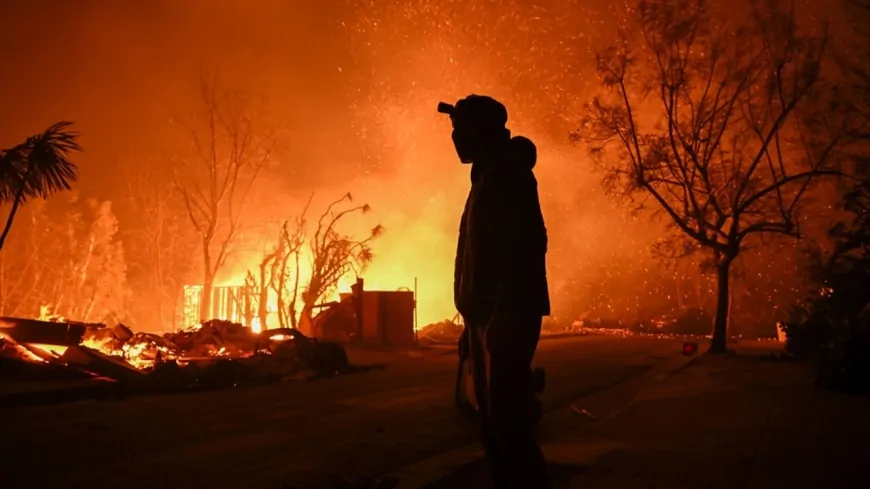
[{"xmin": 467, "ymin": 312, "xmax": 551, "ymax": 489}]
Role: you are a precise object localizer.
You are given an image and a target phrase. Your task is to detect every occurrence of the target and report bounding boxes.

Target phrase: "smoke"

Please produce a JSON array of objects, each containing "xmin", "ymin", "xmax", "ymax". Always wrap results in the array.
[{"xmin": 1, "ymin": 0, "xmax": 831, "ymax": 328}]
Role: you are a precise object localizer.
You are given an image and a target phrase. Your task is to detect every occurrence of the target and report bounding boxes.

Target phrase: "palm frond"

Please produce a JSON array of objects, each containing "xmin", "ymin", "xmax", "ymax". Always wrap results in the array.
[
  {"xmin": 0, "ymin": 121, "xmax": 82, "ymax": 203},
  {"xmin": 0, "ymin": 147, "xmax": 26, "ymax": 201}
]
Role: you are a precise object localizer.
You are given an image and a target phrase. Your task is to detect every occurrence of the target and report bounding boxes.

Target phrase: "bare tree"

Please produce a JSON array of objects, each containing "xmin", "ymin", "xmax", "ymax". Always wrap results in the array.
[
  {"xmin": 174, "ymin": 72, "xmax": 274, "ymax": 322},
  {"xmin": 0, "ymin": 201, "xmax": 53, "ymax": 316},
  {"xmin": 60, "ymin": 200, "xmax": 130, "ymax": 322},
  {"xmin": 247, "ymin": 193, "xmax": 383, "ymax": 335},
  {"xmin": 242, "ymin": 214, "xmax": 307, "ymax": 331},
  {"xmin": 0, "ymin": 197, "xmax": 83, "ymax": 318},
  {"xmin": 246, "ymin": 253, "xmax": 276, "ymax": 330},
  {"xmin": 0, "ymin": 122, "xmax": 81, "ymax": 251},
  {"xmin": 576, "ymin": 0, "xmax": 845, "ymax": 352},
  {"xmin": 0, "ymin": 196, "xmax": 130, "ymax": 323},
  {"xmin": 13, "ymin": 199, "xmax": 78, "ymax": 318},
  {"xmin": 268, "ymin": 216, "xmax": 307, "ymax": 329},
  {"xmin": 298, "ymin": 193, "xmax": 383, "ymax": 336},
  {"xmin": 125, "ymin": 164, "xmax": 198, "ymax": 332},
  {"xmin": 840, "ymin": 0, "xmax": 870, "ymax": 158}
]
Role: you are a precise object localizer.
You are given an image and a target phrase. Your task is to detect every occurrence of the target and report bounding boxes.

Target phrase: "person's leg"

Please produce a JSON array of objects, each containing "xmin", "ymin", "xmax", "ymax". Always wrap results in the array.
[
  {"xmin": 467, "ymin": 323, "xmax": 507, "ymax": 486},
  {"xmin": 487, "ymin": 313, "xmax": 550, "ymax": 489},
  {"xmin": 455, "ymin": 326, "xmax": 470, "ymax": 409}
]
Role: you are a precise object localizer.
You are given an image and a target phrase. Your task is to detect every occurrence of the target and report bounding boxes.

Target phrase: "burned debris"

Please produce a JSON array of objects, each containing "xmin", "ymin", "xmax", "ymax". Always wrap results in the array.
[
  {"xmin": 0, "ymin": 336, "xmax": 92, "ymax": 382},
  {"xmin": 0, "ymin": 279, "xmax": 421, "ymax": 408},
  {"xmin": 0, "ymin": 315, "xmax": 367, "ymax": 406}
]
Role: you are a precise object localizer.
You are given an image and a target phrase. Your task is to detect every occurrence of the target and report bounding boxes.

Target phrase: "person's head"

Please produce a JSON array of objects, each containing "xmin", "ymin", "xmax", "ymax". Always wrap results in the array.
[{"xmin": 439, "ymin": 95, "xmax": 510, "ymax": 164}]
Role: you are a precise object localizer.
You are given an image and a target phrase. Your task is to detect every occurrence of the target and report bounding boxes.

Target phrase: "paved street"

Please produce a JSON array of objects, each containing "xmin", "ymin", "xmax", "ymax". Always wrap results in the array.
[
  {"xmin": 0, "ymin": 336, "xmax": 684, "ymax": 489},
  {"xmin": 420, "ymin": 344, "xmax": 870, "ymax": 489}
]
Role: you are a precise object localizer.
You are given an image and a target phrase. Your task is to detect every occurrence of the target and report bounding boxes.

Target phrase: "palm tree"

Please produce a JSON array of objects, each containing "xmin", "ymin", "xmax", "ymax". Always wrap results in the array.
[{"xmin": 0, "ymin": 122, "xmax": 81, "ymax": 251}]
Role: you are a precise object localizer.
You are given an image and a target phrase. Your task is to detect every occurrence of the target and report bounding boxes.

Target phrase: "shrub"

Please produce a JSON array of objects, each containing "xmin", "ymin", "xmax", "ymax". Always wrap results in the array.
[{"xmin": 785, "ymin": 182, "xmax": 870, "ymax": 394}]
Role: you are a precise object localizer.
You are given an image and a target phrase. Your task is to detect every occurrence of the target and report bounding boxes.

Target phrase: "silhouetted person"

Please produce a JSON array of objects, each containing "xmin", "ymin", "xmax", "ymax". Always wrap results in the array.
[{"xmin": 439, "ymin": 95, "xmax": 551, "ymax": 489}]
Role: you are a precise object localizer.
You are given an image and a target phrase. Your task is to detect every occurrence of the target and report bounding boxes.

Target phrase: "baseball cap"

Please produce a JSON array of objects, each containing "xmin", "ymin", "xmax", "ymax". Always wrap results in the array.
[{"xmin": 438, "ymin": 94, "xmax": 508, "ymax": 130}]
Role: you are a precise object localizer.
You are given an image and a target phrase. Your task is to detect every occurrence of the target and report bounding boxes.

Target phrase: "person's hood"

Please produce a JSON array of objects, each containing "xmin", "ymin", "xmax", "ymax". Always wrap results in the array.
[
  {"xmin": 469, "ymin": 134, "xmax": 536, "ymax": 184},
  {"xmin": 506, "ymin": 135, "xmax": 537, "ymax": 171}
]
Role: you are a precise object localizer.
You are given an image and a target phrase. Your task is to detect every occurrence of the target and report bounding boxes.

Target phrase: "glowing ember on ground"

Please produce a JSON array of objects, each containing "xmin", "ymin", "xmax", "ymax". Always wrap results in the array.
[
  {"xmin": 0, "ymin": 334, "xmax": 47, "ymax": 363},
  {"xmin": 251, "ymin": 318, "xmax": 263, "ymax": 334},
  {"xmin": 24, "ymin": 343, "xmax": 69, "ymax": 357},
  {"xmin": 121, "ymin": 340, "xmax": 177, "ymax": 370}
]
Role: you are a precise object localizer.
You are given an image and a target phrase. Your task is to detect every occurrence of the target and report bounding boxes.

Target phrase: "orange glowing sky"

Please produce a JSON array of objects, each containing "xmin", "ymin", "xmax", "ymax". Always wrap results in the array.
[{"xmin": 0, "ymin": 0, "xmax": 849, "ymax": 330}]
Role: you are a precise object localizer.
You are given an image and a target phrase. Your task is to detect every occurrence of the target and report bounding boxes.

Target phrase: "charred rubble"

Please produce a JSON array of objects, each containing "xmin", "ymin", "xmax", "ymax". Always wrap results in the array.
[{"xmin": 0, "ymin": 316, "xmax": 369, "ymax": 406}]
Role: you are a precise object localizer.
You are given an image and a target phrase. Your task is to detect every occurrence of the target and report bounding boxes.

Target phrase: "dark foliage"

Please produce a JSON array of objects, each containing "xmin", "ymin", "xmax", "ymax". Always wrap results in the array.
[
  {"xmin": 0, "ymin": 122, "xmax": 81, "ymax": 250},
  {"xmin": 784, "ymin": 181, "xmax": 870, "ymax": 394},
  {"xmin": 0, "ymin": 122, "xmax": 80, "ymax": 202},
  {"xmin": 672, "ymin": 308, "xmax": 714, "ymax": 335}
]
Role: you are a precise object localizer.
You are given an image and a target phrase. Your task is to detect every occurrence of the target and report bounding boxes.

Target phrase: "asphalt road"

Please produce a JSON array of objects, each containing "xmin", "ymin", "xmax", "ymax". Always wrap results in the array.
[{"xmin": 0, "ymin": 335, "xmax": 684, "ymax": 489}]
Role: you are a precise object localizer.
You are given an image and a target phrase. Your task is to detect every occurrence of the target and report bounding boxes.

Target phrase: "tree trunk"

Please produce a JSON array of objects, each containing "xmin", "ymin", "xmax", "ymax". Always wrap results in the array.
[
  {"xmin": 0, "ymin": 164, "xmax": 34, "ymax": 251},
  {"xmin": 298, "ymin": 302, "xmax": 313, "ymax": 336},
  {"xmin": 171, "ymin": 286, "xmax": 181, "ymax": 332},
  {"xmin": 258, "ymin": 287, "xmax": 269, "ymax": 329},
  {"xmin": 0, "ymin": 254, "xmax": 5, "ymax": 316},
  {"xmin": 200, "ymin": 275, "xmax": 214, "ymax": 322},
  {"xmin": 257, "ymin": 264, "xmax": 269, "ymax": 329},
  {"xmin": 0, "ymin": 197, "xmax": 23, "ymax": 252},
  {"xmin": 276, "ymin": 294, "xmax": 287, "ymax": 328},
  {"xmin": 710, "ymin": 260, "xmax": 732, "ymax": 354},
  {"xmin": 157, "ymin": 294, "xmax": 166, "ymax": 333},
  {"xmin": 289, "ymin": 304, "xmax": 298, "ymax": 329},
  {"xmin": 289, "ymin": 251, "xmax": 301, "ymax": 329},
  {"xmin": 200, "ymin": 242, "xmax": 213, "ymax": 322}
]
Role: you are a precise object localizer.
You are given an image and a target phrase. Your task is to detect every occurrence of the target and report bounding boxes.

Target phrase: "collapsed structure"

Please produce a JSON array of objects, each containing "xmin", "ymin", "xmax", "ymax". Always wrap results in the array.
[
  {"xmin": 0, "ymin": 317, "xmax": 353, "ymax": 385},
  {"xmin": 0, "ymin": 282, "xmax": 417, "ymax": 406}
]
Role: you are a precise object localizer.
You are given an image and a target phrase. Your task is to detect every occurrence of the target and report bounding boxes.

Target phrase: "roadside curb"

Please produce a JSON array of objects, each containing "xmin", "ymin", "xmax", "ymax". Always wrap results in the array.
[
  {"xmin": 539, "ymin": 333, "xmax": 590, "ymax": 341},
  {"xmin": 587, "ymin": 353, "xmax": 700, "ymax": 427},
  {"xmin": 391, "ymin": 352, "xmax": 699, "ymax": 489},
  {"xmin": 420, "ymin": 332, "xmax": 594, "ymax": 348}
]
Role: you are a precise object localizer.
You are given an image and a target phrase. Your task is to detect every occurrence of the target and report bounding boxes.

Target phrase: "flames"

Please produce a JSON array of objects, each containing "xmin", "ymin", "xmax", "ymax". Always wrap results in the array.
[
  {"xmin": 250, "ymin": 317, "xmax": 263, "ymax": 334},
  {"xmin": 119, "ymin": 339, "xmax": 176, "ymax": 370},
  {"xmin": 1, "ymin": 319, "xmax": 258, "ymax": 372},
  {"xmin": 80, "ymin": 336, "xmax": 109, "ymax": 351}
]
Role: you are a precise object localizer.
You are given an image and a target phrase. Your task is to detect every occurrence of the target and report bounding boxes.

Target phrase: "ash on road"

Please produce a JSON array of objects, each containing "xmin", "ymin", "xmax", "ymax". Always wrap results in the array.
[{"xmin": 0, "ymin": 336, "xmax": 683, "ymax": 489}]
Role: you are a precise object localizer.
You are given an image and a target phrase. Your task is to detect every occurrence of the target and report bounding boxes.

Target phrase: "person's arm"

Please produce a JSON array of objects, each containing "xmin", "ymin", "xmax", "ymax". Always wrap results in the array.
[
  {"xmin": 454, "ymin": 202, "xmax": 469, "ymax": 312},
  {"xmin": 480, "ymin": 173, "xmax": 536, "ymax": 330}
]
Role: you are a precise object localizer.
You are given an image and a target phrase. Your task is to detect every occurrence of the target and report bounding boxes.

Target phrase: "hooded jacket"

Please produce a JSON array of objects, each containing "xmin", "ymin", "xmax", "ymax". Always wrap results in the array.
[{"xmin": 454, "ymin": 136, "xmax": 551, "ymax": 325}]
